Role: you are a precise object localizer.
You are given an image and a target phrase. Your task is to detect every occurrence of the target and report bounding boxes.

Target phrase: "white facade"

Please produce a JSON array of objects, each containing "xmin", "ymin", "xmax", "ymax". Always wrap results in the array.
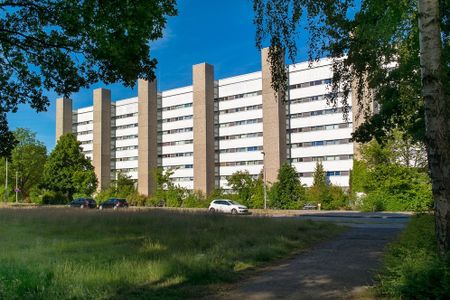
[{"xmin": 71, "ymin": 58, "xmax": 353, "ymax": 189}]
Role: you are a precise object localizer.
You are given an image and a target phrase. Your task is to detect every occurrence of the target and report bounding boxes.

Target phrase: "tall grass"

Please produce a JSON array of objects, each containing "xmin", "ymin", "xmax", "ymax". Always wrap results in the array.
[
  {"xmin": 0, "ymin": 208, "xmax": 343, "ymax": 299},
  {"xmin": 376, "ymin": 214, "xmax": 450, "ymax": 299}
]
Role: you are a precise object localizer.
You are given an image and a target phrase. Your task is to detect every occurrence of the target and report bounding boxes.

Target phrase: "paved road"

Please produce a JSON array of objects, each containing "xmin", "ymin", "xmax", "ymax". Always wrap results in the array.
[{"xmin": 212, "ymin": 212, "xmax": 410, "ymax": 300}]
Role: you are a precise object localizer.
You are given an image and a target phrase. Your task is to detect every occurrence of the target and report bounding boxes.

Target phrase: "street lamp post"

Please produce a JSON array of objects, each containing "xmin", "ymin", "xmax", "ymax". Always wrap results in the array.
[
  {"xmin": 15, "ymin": 171, "xmax": 18, "ymax": 203},
  {"xmin": 261, "ymin": 151, "xmax": 267, "ymax": 210},
  {"xmin": 4, "ymin": 158, "xmax": 8, "ymax": 202}
]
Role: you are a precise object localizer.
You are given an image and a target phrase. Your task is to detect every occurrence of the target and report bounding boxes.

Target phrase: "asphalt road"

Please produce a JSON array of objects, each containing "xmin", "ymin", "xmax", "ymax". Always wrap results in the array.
[{"xmin": 212, "ymin": 212, "xmax": 410, "ymax": 300}]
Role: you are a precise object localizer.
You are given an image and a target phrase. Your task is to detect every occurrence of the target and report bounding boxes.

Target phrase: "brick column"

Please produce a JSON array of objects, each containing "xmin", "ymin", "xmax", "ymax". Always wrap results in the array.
[
  {"xmin": 93, "ymin": 88, "xmax": 111, "ymax": 191},
  {"xmin": 193, "ymin": 63, "xmax": 215, "ymax": 195},
  {"xmin": 138, "ymin": 79, "xmax": 158, "ymax": 196},
  {"xmin": 55, "ymin": 97, "xmax": 72, "ymax": 142},
  {"xmin": 261, "ymin": 47, "xmax": 286, "ymax": 183}
]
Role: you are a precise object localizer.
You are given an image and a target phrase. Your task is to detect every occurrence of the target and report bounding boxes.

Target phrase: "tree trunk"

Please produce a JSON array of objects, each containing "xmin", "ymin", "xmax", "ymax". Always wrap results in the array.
[{"xmin": 418, "ymin": 0, "xmax": 450, "ymax": 254}]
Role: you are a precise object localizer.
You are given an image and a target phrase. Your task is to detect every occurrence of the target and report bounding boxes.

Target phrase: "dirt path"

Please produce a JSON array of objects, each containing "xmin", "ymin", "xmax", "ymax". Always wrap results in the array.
[{"xmin": 212, "ymin": 215, "xmax": 407, "ymax": 300}]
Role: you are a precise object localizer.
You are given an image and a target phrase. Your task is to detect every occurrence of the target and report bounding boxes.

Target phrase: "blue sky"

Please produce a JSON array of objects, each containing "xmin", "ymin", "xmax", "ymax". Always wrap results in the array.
[{"xmin": 8, "ymin": 0, "xmax": 311, "ymax": 151}]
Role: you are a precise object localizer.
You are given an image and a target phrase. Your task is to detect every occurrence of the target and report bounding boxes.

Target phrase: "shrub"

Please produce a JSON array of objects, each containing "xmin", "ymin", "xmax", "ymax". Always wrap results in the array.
[
  {"xmin": 182, "ymin": 191, "xmax": 209, "ymax": 208},
  {"xmin": 28, "ymin": 186, "xmax": 44, "ymax": 204},
  {"xmin": 127, "ymin": 192, "xmax": 148, "ymax": 206},
  {"xmin": 41, "ymin": 190, "xmax": 67, "ymax": 204}
]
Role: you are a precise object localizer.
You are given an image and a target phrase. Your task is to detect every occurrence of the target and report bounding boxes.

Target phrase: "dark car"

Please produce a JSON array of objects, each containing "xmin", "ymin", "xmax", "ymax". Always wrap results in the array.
[
  {"xmin": 69, "ymin": 198, "xmax": 97, "ymax": 209},
  {"xmin": 98, "ymin": 198, "xmax": 129, "ymax": 210}
]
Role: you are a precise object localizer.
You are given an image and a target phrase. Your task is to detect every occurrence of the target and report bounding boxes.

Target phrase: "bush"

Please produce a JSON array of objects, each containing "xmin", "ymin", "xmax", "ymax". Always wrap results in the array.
[
  {"xmin": 357, "ymin": 163, "xmax": 433, "ymax": 212},
  {"xmin": 327, "ymin": 186, "xmax": 349, "ymax": 210},
  {"xmin": 376, "ymin": 215, "xmax": 450, "ymax": 298},
  {"xmin": 127, "ymin": 192, "xmax": 148, "ymax": 206},
  {"xmin": 41, "ymin": 190, "xmax": 67, "ymax": 204},
  {"xmin": 182, "ymin": 191, "xmax": 209, "ymax": 208},
  {"xmin": 29, "ymin": 186, "xmax": 44, "ymax": 204}
]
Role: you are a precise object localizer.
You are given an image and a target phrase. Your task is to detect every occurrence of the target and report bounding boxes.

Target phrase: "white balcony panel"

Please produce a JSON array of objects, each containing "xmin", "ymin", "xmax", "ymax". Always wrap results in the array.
[
  {"xmin": 219, "ymin": 110, "xmax": 263, "ymax": 124},
  {"xmin": 219, "ymin": 151, "xmax": 264, "ymax": 163},
  {"xmin": 161, "ymin": 132, "xmax": 193, "ymax": 143},
  {"xmin": 161, "ymin": 144, "xmax": 193, "ymax": 155},
  {"xmin": 289, "ymin": 128, "xmax": 353, "ymax": 143},
  {"xmin": 162, "ymin": 107, "xmax": 193, "ymax": 119},
  {"xmin": 162, "ymin": 120, "xmax": 193, "ymax": 131},
  {"xmin": 289, "ymin": 114, "xmax": 349, "ymax": 129},
  {"xmin": 218, "ymin": 96, "xmax": 262, "ymax": 111},
  {"xmin": 219, "ymin": 123, "xmax": 263, "ymax": 137},
  {"xmin": 290, "ymin": 144, "xmax": 354, "ymax": 158},
  {"xmin": 219, "ymin": 137, "xmax": 263, "ymax": 149},
  {"xmin": 114, "ymin": 139, "xmax": 138, "ymax": 148},
  {"xmin": 161, "ymin": 157, "xmax": 194, "ymax": 166}
]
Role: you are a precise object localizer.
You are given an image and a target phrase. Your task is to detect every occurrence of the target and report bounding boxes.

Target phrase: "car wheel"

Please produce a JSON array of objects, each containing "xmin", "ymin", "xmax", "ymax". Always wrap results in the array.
[
  {"xmin": 99, "ymin": 205, "xmax": 103, "ymax": 210},
  {"xmin": 80, "ymin": 204, "xmax": 84, "ymax": 209},
  {"xmin": 209, "ymin": 208, "xmax": 215, "ymax": 213},
  {"xmin": 113, "ymin": 205, "xmax": 118, "ymax": 210},
  {"xmin": 231, "ymin": 208, "xmax": 237, "ymax": 215}
]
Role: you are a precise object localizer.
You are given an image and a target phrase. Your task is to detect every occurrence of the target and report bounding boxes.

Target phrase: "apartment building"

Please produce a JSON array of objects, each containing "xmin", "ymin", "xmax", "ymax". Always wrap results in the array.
[{"xmin": 56, "ymin": 48, "xmax": 354, "ymax": 196}]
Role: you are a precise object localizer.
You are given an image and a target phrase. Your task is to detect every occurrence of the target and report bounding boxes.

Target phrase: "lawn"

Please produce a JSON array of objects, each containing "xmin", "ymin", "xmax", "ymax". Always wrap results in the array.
[{"xmin": 0, "ymin": 207, "xmax": 344, "ymax": 299}]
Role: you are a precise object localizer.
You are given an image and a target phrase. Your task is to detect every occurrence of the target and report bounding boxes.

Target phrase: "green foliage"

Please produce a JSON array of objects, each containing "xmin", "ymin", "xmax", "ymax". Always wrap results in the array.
[
  {"xmin": 350, "ymin": 159, "xmax": 368, "ymax": 194},
  {"xmin": 43, "ymin": 133, "xmax": 97, "ymax": 200},
  {"xmin": 353, "ymin": 138, "xmax": 433, "ymax": 212},
  {"xmin": 307, "ymin": 162, "xmax": 349, "ymax": 210},
  {"xmin": 269, "ymin": 163, "xmax": 306, "ymax": 209},
  {"xmin": 250, "ymin": 174, "xmax": 265, "ymax": 209},
  {"xmin": 95, "ymin": 172, "xmax": 139, "ymax": 203},
  {"xmin": 376, "ymin": 215, "xmax": 450, "ymax": 298},
  {"xmin": 181, "ymin": 191, "xmax": 210, "ymax": 208},
  {"xmin": 0, "ymin": 128, "xmax": 47, "ymax": 201},
  {"xmin": 41, "ymin": 190, "xmax": 67, "ymax": 205},
  {"xmin": 328, "ymin": 185, "xmax": 349, "ymax": 210},
  {"xmin": 226, "ymin": 171, "xmax": 266, "ymax": 209},
  {"xmin": 308, "ymin": 162, "xmax": 331, "ymax": 206},
  {"xmin": 226, "ymin": 171, "xmax": 256, "ymax": 207},
  {"xmin": 361, "ymin": 164, "xmax": 433, "ymax": 212},
  {"xmin": 0, "ymin": 1, "xmax": 177, "ymax": 157}
]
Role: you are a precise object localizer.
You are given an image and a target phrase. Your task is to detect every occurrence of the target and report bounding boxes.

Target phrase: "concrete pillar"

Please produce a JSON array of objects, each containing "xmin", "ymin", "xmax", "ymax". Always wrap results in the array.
[
  {"xmin": 261, "ymin": 47, "xmax": 287, "ymax": 183},
  {"xmin": 193, "ymin": 63, "xmax": 215, "ymax": 195},
  {"xmin": 55, "ymin": 97, "xmax": 72, "ymax": 142},
  {"xmin": 93, "ymin": 88, "xmax": 111, "ymax": 191},
  {"xmin": 137, "ymin": 79, "xmax": 158, "ymax": 196}
]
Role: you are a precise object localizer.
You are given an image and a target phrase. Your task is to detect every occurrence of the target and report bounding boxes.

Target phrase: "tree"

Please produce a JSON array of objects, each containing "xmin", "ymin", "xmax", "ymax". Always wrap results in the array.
[
  {"xmin": 308, "ymin": 161, "xmax": 331, "ymax": 206},
  {"xmin": 253, "ymin": 0, "xmax": 450, "ymax": 253},
  {"xmin": 0, "ymin": 0, "xmax": 177, "ymax": 157},
  {"xmin": 10, "ymin": 128, "xmax": 47, "ymax": 199},
  {"xmin": 227, "ymin": 170, "xmax": 257, "ymax": 207},
  {"xmin": 270, "ymin": 163, "xmax": 306, "ymax": 209},
  {"xmin": 0, "ymin": 128, "xmax": 47, "ymax": 201},
  {"xmin": 43, "ymin": 133, "xmax": 97, "ymax": 200}
]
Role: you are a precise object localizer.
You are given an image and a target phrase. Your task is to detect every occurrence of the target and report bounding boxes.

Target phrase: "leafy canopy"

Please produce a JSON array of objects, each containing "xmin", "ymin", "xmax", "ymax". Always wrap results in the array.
[
  {"xmin": 10, "ymin": 128, "xmax": 47, "ymax": 198},
  {"xmin": 43, "ymin": 133, "xmax": 97, "ymax": 199},
  {"xmin": 0, "ymin": 0, "xmax": 177, "ymax": 156},
  {"xmin": 253, "ymin": 0, "xmax": 449, "ymax": 142}
]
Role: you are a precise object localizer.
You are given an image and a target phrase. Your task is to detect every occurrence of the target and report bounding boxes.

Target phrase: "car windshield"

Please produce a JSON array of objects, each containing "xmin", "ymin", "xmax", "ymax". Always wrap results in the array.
[{"xmin": 228, "ymin": 200, "xmax": 242, "ymax": 205}]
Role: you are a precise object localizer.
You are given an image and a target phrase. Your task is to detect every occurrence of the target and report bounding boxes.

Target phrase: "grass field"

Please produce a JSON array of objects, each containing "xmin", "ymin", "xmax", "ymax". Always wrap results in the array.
[{"xmin": 0, "ymin": 208, "xmax": 344, "ymax": 299}]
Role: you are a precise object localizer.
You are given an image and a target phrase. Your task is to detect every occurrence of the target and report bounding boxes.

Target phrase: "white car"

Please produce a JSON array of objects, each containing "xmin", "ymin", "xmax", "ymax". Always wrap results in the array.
[{"xmin": 208, "ymin": 199, "xmax": 249, "ymax": 215}]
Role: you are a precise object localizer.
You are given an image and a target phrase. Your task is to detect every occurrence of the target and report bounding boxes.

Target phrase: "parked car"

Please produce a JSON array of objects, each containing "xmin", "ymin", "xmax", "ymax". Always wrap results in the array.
[
  {"xmin": 208, "ymin": 199, "xmax": 249, "ymax": 215},
  {"xmin": 303, "ymin": 203, "xmax": 317, "ymax": 210},
  {"xmin": 69, "ymin": 198, "xmax": 97, "ymax": 209},
  {"xmin": 98, "ymin": 198, "xmax": 129, "ymax": 210}
]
